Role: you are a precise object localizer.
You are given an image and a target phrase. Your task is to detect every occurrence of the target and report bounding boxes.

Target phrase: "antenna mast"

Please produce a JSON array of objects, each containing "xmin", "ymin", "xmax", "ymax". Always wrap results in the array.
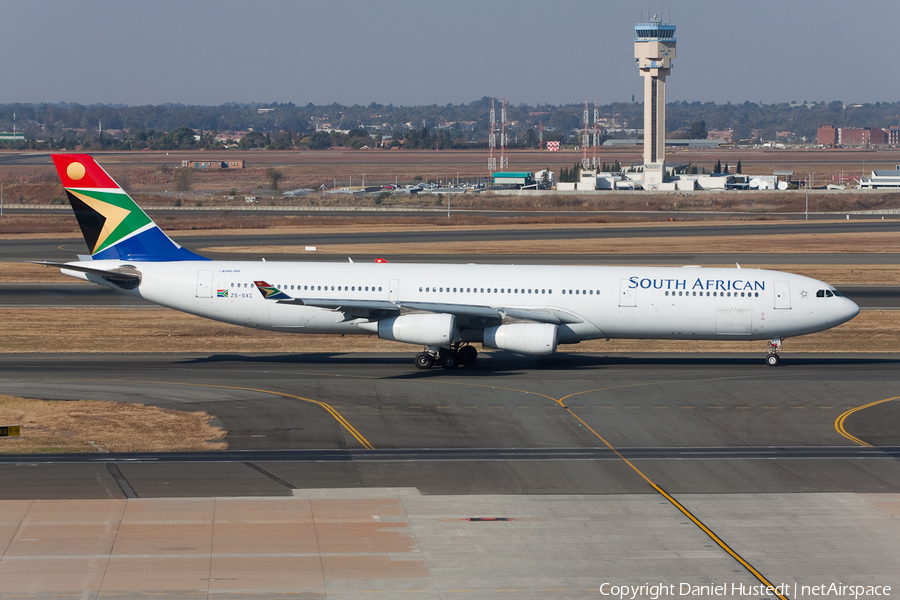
[
  {"xmin": 500, "ymin": 98, "xmax": 509, "ymax": 170},
  {"xmin": 488, "ymin": 97, "xmax": 497, "ymax": 174},
  {"xmin": 592, "ymin": 99, "xmax": 601, "ymax": 169},
  {"xmin": 582, "ymin": 100, "xmax": 591, "ymax": 170}
]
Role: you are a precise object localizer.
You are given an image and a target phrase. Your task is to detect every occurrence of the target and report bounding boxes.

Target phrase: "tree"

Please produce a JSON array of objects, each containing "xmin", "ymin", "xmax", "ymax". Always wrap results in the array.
[
  {"xmin": 174, "ymin": 168, "xmax": 193, "ymax": 192},
  {"xmin": 308, "ymin": 131, "xmax": 331, "ymax": 149},
  {"xmin": 714, "ymin": 159, "xmax": 722, "ymax": 174},
  {"xmin": 267, "ymin": 168, "xmax": 284, "ymax": 190},
  {"xmin": 686, "ymin": 120, "xmax": 708, "ymax": 139},
  {"xmin": 731, "ymin": 123, "xmax": 752, "ymax": 143},
  {"xmin": 736, "ymin": 160, "xmax": 742, "ymax": 174}
]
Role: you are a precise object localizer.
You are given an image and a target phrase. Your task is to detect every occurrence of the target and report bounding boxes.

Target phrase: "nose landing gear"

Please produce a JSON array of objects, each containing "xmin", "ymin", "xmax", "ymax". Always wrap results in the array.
[{"xmin": 766, "ymin": 338, "xmax": 783, "ymax": 367}]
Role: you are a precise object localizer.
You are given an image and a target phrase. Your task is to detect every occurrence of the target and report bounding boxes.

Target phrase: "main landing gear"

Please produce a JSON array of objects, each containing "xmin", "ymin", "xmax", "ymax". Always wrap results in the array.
[
  {"xmin": 766, "ymin": 338, "xmax": 783, "ymax": 367},
  {"xmin": 415, "ymin": 344, "xmax": 478, "ymax": 370}
]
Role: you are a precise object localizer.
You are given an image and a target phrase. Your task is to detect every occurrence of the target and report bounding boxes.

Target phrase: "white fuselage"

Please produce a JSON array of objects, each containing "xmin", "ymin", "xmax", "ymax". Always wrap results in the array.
[{"xmin": 63, "ymin": 260, "xmax": 860, "ymax": 348}]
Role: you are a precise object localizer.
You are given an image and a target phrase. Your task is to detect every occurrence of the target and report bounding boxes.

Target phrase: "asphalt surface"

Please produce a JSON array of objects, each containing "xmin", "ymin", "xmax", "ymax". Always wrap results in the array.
[
  {"xmin": 6, "ymin": 222, "xmax": 900, "ymax": 265},
  {"xmin": 1, "ymin": 352, "xmax": 898, "ymax": 499}
]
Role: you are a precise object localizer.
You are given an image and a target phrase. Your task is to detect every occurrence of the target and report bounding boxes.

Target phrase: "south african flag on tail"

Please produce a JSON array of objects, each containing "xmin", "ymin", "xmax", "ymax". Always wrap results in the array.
[{"xmin": 51, "ymin": 154, "xmax": 207, "ymax": 262}]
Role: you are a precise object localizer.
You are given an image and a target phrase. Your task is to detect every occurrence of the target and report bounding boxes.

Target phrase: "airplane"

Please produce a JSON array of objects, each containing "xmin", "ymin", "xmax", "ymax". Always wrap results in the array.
[{"xmin": 38, "ymin": 154, "xmax": 859, "ymax": 369}]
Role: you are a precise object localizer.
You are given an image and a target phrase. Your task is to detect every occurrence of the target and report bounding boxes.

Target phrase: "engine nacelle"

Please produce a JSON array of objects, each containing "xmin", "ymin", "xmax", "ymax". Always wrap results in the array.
[
  {"xmin": 369, "ymin": 313, "xmax": 456, "ymax": 346},
  {"xmin": 483, "ymin": 323, "xmax": 558, "ymax": 355}
]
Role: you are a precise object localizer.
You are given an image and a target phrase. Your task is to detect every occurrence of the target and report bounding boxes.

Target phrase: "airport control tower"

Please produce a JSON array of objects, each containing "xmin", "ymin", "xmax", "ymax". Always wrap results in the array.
[{"xmin": 635, "ymin": 15, "xmax": 676, "ymax": 188}]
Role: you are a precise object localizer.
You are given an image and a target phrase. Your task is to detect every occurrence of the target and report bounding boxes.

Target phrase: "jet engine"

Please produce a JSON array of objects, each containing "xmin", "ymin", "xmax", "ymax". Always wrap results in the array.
[
  {"xmin": 366, "ymin": 313, "xmax": 456, "ymax": 346},
  {"xmin": 483, "ymin": 323, "xmax": 558, "ymax": 355}
]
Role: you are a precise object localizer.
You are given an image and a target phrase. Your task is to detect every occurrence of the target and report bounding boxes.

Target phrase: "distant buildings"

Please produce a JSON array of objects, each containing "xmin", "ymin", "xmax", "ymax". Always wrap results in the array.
[
  {"xmin": 817, "ymin": 125, "xmax": 900, "ymax": 148},
  {"xmin": 182, "ymin": 160, "xmax": 245, "ymax": 169}
]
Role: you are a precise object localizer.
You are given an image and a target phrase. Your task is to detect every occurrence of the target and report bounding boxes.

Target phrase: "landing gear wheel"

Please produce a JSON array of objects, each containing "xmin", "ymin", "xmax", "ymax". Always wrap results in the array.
[
  {"xmin": 440, "ymin": 352, "xmax": 459, "ymax": 370},
  {"xmin": 415, "ymin": 353, "xmax": 435, "ymax": 370},
  {"xmin": 458, "ymin": 345, "xmax": 478, "ymax": 366},
  {"xmin": 766, "ymin": 354, "xmax": 780, "ymax": 367}
]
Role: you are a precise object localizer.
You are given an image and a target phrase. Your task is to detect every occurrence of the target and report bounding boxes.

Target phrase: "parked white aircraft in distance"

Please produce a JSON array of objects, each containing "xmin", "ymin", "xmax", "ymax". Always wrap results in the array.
[{"xmin": 40, "ymin": 154, "xmax": 859, "ymax": 369}]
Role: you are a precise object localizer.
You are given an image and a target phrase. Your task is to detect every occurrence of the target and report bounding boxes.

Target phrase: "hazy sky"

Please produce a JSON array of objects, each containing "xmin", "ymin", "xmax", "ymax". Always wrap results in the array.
[{"xmin": 1, "ymin": 0, "xmax": 895, "ymax": 107}]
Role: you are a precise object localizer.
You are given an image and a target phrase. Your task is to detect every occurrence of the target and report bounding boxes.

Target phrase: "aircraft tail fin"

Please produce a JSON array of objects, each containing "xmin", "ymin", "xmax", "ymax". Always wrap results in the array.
[{"xmin": 51, "ymin": 154, "xmax": 206, "ymax": 261}]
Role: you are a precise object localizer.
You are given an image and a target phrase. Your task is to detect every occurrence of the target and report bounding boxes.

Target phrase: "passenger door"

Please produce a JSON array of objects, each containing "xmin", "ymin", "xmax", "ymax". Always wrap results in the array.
[
  {"xmin": 774, "ymin": 281, "xmax": 791, "ymax": 309},
  {"xmin": 619, "ymin": 279, "xmax": 636, "ymax": 307},
  {"xmin": 196, "ymin": 270, "xmax": 214, "ymax": 298}
]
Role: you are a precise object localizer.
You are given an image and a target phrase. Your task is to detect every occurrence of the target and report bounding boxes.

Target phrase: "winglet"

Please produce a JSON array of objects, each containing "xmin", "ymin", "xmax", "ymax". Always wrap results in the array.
[{"xmin": 254, "ymin": 281, "xmax": 293, "ymax": 300}]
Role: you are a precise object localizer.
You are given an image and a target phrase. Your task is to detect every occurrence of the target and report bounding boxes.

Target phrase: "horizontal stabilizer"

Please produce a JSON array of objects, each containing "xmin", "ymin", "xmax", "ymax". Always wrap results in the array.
[{"xmin": 33, "ymin": 261, "xmax": 142, "ymax": 289}]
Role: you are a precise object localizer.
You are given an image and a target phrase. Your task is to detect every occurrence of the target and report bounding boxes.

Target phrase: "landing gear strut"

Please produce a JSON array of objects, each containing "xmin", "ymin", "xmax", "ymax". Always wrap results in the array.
[
  {"xmin": 413, "ymin": 344, "xmax": 478, "ymax": 370},
  {"xmin": 766, "ymin": 338, "xmax": 782, "ymax": 367}
]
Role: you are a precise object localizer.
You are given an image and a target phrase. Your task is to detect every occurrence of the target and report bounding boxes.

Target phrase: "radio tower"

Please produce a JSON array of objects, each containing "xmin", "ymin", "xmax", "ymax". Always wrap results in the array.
[
  {"xmin": 538, "ymin": 121, "xmax": 544, "ymax": 150},
  {"xmin": 582, "ymin": 100, "xmax": 591, "ymax": 170},
  {"xmin": 500, "ymin": 98, "xmax": 509, "ymax": 170},
  {"xmin": 488, "ymin": 98, "xmax": 497, "ymax": 174},
  {"xmin": 592, "ymin": 99, "xmax": 601, "ymax": 169}
]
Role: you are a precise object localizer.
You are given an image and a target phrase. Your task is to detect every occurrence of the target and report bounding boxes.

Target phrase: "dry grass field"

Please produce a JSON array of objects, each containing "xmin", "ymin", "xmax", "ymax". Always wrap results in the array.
[{"xmin": 0, "ymin": 394, "xmax": 226, "ymax": 453}]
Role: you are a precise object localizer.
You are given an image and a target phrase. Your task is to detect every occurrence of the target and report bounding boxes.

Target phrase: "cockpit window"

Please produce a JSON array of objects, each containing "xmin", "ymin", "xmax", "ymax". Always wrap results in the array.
[{"xmin": 832, "ymin": 289, "xmax": 843, "ymax": 297}]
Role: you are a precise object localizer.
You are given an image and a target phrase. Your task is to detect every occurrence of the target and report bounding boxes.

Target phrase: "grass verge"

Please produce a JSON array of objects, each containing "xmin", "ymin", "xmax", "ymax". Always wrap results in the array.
[
  {"xmin": 0, "ymin": 307, "xmax": 894, "ymax": 354},
  {"xmin": 0, "ymin": 395, "xmax": 226, "ymax": 453}
]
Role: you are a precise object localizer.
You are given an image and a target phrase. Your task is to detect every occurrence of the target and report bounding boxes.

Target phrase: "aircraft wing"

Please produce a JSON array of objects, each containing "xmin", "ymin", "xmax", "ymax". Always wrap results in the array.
[
  {"xmin": 253, "ymin": 282, "xmax": 581, "ymax": 328},
  {"xmin": 292, "ymin": 298, "xmax": 401, "ymax": 321},
  {"xmin": 497, "ymin": 307, "xmax": 583, "ymax": 325}
]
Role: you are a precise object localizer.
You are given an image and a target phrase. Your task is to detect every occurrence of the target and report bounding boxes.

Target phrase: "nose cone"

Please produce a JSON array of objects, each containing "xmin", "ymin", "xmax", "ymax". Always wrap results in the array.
[{"xmin": 837, "ymin": 297, "xmax": 860, "ymax": 325}]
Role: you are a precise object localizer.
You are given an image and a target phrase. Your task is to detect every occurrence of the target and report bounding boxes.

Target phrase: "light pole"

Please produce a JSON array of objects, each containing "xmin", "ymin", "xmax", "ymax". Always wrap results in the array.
[{"xmin": 805, "ymin": 174, "xmax": 809, "ymax": 221}]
